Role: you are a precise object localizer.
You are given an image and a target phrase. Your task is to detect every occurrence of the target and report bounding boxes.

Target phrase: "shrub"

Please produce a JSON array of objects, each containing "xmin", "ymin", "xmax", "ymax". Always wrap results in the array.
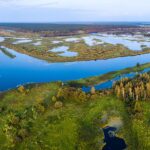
[
  {"xmin": 18, "ymin": 128, "xmax": 29, "ymax": 140},
  {"xmin": 18, "ymin": 86, "xmax": 25, "ymax": 93},
  {"xmin": 54, "ymin": 101, "xmax": 63, "ymax": 109},
  {"xmin": 134, "ymin": 101, "xmax": 142, "ymax": 113},
  {"xmin": 52, "ymin": 96, "xmax": 57, "ymax": 102},
  {"xmin": 35, "ymin": 104, "xmax": 45, "ymax": 114}
]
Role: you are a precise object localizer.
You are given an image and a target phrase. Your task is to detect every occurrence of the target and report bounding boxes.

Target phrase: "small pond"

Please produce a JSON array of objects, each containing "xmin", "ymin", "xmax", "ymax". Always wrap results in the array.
[
  {"xmin": 13, "ymin": 39, "xmax": 32, "ymax": 44},
  {"xmin": 82, "ymin": 34, "xmax": 150, "ymax": 51},
  {"xmin": 0, "ymin": 37, "xmax": 5, "ymax": 42},
  {"xmin": 49, "ymin": 46, "xmax": 78, "ymax": 57},
  {"xmin": 33, "ymin": 41, "xmax": 42, "ymax": 46}
]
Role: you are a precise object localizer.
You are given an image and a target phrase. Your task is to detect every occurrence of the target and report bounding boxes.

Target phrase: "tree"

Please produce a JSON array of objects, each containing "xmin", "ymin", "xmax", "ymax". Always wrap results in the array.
[
  {"xmin": 52, "ymin": 96, "xmax": 57, "ymax": 102},
  {"xmin": 146, "ymin": 82, "xmax": 150, "ymax": 98},
  {"xmin": 18, "ymin": 86, "xmax": 25, "ymax": 93},
  {"xmin": 35, "ymin": 104, "xmax": 45, "ymax": 114},
  {"xmin": 54, "ymin": 101, "xmax": 63, "ymax": 109},
  {"xmin": 57, "ymin": 88, "xmax": 64, "ymax": 99},
  {"xmin": 91, "ymin": 86, "xmax": 96, "ymax": 94},
  {"xmin": 115, "ymin": 86, "xmax": 121, "ymax": 98},
  {"xmin": 134, "ymin": 100, "xmax": 142, "ymax": 113},
  {"xmin": 136, "ymin": 62, "xmax": 140, "ymax": 68},
  {"xmin": 78, "ymin": 91, "xmax": 87, "ymax": 102}
]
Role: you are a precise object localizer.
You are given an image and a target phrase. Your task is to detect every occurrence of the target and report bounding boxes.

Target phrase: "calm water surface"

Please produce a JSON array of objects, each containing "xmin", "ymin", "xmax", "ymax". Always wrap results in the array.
[
  {"xmin": 1, "ymin": 46, "xmax": 150, "ymax": 91},
  {"xmin": 82, "ymin": 34, "xmax": 150, "ymax": 50},
  {"xmin": 49, "ymin": 46, "xmax": 78, "ymax": 57},
  {"xmin": 0, "ymin": 37, "xmax": 5, "ymax": 42},
  {"xmin": 13, "ymin": 39, "xmax": 32, "ymax": 44},
  {"xmin": 82, "ymin": 68, "xmax": 150, "ymax": 92}
]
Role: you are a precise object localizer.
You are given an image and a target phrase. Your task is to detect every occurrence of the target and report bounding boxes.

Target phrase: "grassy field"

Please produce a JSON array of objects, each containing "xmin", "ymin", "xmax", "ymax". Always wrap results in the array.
[{"xmin": 0, "ymin": 81, "xmax": 150, "ymax": 149}]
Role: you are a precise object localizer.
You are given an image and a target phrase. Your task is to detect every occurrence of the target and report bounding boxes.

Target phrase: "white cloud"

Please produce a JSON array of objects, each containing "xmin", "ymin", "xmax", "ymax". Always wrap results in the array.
[
  {"xmin": 0, "ymin": 0, "xmax": 150, "ymax": 22},
  {"xmin": 0, "ymin": 0, "xmax": 58, "ymax": 8},
  {"xmin": 0, "ymin": 0, "xmax": 149, "ymax": 12}
]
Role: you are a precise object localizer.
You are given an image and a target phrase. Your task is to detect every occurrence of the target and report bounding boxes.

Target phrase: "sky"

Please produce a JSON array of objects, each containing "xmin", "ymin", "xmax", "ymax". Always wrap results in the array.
[{"xmin": 0, "ymin": 0, "xmax": 150, "ymax": 22}]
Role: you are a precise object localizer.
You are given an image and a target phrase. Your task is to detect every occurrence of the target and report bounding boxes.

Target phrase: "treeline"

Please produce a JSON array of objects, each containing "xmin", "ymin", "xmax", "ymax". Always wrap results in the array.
[
  {"xmin": 52, "ymin": 86, "xmax": 111, "ymax": 104},
  {"xmin": 113, "ymin": 73, "xmax": 150, "ymax": 102},
  {"xmin": 0, "ymin": 23, "xmax": 142, "ymax": 37}
]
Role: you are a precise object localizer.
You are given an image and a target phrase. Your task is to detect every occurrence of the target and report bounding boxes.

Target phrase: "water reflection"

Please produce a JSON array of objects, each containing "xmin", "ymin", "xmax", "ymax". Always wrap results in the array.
[
  {"xmin": 1, "ymin": 46, "xmax": 150, "ymax": 91},
  {"xmin": 49, "ymin": 46, "xmax": 78, "ymax": 57}
]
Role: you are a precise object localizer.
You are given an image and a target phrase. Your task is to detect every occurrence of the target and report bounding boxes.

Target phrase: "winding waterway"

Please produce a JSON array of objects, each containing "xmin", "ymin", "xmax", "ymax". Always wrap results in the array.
[{"xmin": 1, "ymin": 46, "xmax": 150, "ymax": 91}]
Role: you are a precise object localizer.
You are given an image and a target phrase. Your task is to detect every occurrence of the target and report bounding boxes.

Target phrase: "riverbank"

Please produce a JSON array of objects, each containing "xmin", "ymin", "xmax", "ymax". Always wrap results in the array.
[
  {"xmin": 2, "ymin": 41, "xmax": 150, "ymax": 63},
  {"xmin": 2, "ymin": 31, "xmax": 150, "ymax": 63},
  {"xmin": 68, "ymin": 63, "xmax": 150, "ymax": 87}
]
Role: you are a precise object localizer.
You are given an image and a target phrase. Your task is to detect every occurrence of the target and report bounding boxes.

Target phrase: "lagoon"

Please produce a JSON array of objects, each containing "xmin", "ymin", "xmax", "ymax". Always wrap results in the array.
[
  {"xmin": 13, "ymin": 39, "xmax": 32, "ymax": 44},
  {"xmin": 82, "ymin": 34, "xmax": 150, "ymax": 50},
  {"xmin": 0, "ymin": 37, "xmax": 5, "ymax": 42}
]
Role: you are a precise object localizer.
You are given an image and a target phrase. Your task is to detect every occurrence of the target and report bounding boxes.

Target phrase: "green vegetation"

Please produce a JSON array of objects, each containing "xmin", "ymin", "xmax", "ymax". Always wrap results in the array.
[
  {"xmin": 0, "ymin": 47, "xmax": 16, "ymax": 58},
  {"xmin": 0, "ymin": 77, "xmax": 150, "ymax": 149},
  {"xmin": 1, "ymin": 25, "xmax": 150, "ymax": 149},
  {"xmin": 2, "ymin": 32, "xmax": 150, "ymax": 62},
  {"xmin": 0, "ymin": 82, "xmax": 110, "ymax": 149},
  {"xmin": 113, "ymin": 73, "xmax": 150, "ymax": 149},
  {"xmin": 113, "ymin": 73, "xmax": 150, "ymax": 101},
  {"xmin": 3, "ymin": 39, "xmax": 150, "ymax": 62},
  {"xmin": 68, "ymin": 62, "xmax": 150, "ymax": 87}
]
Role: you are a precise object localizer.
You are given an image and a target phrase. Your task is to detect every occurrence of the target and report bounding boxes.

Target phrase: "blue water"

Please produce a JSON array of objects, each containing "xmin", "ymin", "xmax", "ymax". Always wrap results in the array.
[
  {"xmin": 65, "ymin": 38, "xmax": 80, "ymax": 43},
  {"xmin": 33, "ymin": 41, "xmax": 42, "ymax": 46},
  {"xmin": 0, "ymin": 37, "xmax": 5, "ymax": 42},
  {"xmin": 1, "ymin": 46, "xmax": 150, "ymax": 91},
  {"xmin": 13, "ymin": 39, "xmax": 32, "ymax": 44},
  {"xmin": 83, "ymin": 68, "xmax": 150, "ymax": 92},
  {"xmin": 49, "ymin": 46, "xmax": 78, "ymax": 57},
  {"xmin": 82, "ymin": 34, "xmax": 150, "ymax": 50}
]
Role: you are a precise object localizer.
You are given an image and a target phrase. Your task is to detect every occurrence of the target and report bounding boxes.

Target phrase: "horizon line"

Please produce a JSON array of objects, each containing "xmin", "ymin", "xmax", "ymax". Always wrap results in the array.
[{"xmin": 0, "ymin": 21, "xmax": 150, "ymax": 24}]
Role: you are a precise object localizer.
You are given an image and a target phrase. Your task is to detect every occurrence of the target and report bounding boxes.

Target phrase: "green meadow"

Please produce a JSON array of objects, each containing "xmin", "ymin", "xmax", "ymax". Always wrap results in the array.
[{"xmin": 0, "ymin": 80, "xmax": 150, "ymax": 149}]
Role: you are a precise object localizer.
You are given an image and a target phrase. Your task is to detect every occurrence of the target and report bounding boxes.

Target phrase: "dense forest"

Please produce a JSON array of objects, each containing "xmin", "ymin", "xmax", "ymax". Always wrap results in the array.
[
  {"xmin": 0, "ymin": 23, "xmax": 144, "ymax": 37},
  {"xmin": 113, "ymin": 73, "xmax": 150, "ymax": 103}
]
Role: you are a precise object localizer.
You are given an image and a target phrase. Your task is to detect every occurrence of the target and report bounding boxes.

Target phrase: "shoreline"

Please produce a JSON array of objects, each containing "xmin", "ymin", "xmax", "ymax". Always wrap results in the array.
[
  {"xmin": 1, "ymin": 63, "xmax": 150, "ymax": 93},
  {"xmin": 1, "ymin": 42, "xmax": 150, "ymax": 63},
  {"xmin": 68, "ymin": 63, "xmax": 150, "ymax": 87}
]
